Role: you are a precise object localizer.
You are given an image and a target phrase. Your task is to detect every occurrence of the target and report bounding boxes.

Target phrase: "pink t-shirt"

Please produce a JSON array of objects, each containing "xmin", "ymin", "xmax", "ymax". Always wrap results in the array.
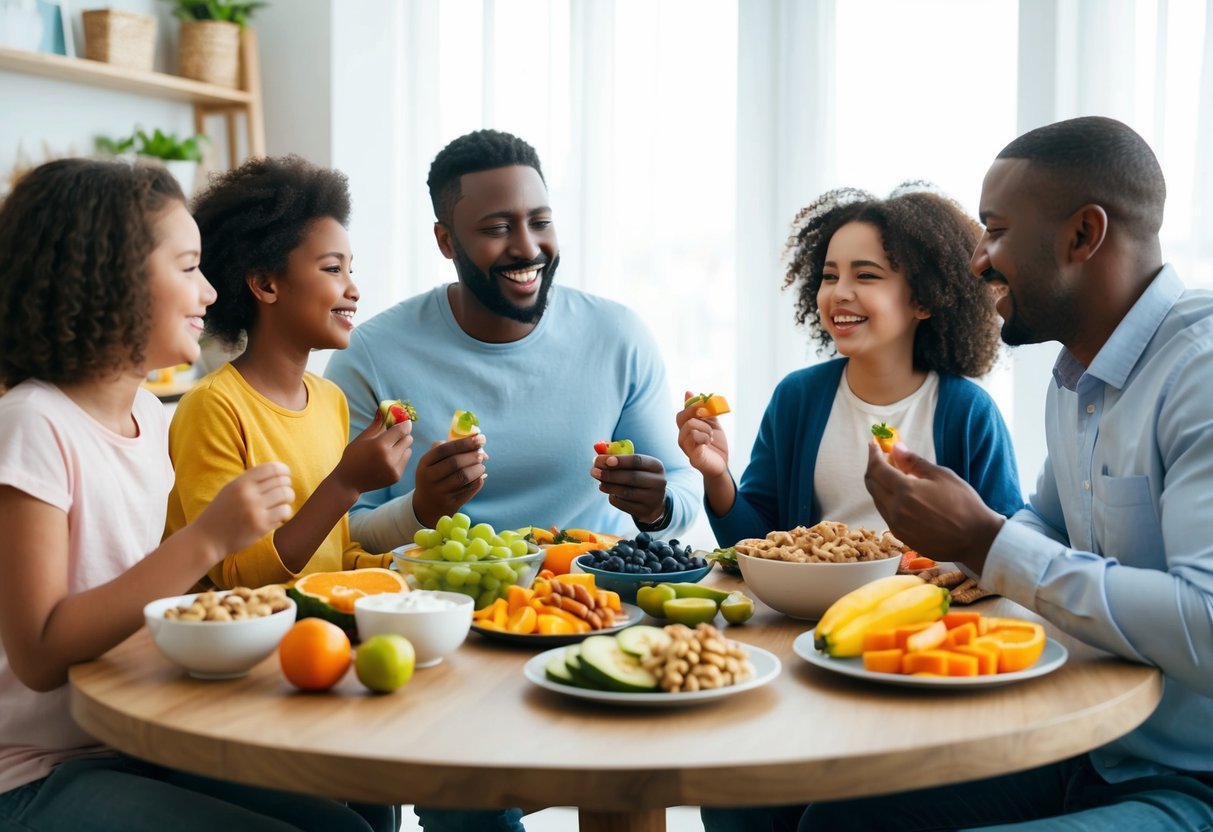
[{"xmin": 0, "ymin": 379, "xmax": 172, "ymax": 794}]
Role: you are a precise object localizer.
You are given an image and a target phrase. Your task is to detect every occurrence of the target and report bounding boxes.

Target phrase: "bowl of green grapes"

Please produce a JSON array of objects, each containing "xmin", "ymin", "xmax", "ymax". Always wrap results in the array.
[{"xmin": 392, "ymin": 513, "xmax": 544, "ymax": 610}]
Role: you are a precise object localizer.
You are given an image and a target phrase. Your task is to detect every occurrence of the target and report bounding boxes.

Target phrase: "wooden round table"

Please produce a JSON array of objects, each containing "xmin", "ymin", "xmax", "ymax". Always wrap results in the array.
[{"xmin": 70, "ymin": 577, "xmax": 1161, "ymax": 832}]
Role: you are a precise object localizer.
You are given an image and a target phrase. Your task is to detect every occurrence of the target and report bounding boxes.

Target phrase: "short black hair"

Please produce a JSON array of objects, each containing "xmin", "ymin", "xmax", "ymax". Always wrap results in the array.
[
  {"xmin": 426, "ymin": 129, "xmax": 545, "ymax": 225},
  {"xmin": 997, "ymin": 116, "xmax": 1166, "ymax": 240},
  {"xmin": 191, "ymin": 155, "xmax": 351, "ymax": 348},
  {"xmin": 0, "ymin": 158, "xmax": 183, "ymax": 387},
  {"xmin": 784, "ymin": 184, "xmax": 1001, "ymax": 378}
]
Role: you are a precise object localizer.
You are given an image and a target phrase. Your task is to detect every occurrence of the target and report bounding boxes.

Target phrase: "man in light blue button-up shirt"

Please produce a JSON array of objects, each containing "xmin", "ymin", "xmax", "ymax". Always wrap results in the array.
[{"xmin": 803, "ymin": 117, "xmax": 1213, "ymax": 831}]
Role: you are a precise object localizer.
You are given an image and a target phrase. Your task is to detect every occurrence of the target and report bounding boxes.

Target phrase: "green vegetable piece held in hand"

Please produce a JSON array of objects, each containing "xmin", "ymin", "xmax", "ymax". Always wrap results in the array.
[{"xmin": 607, "ymin": 439, "xmax": 634, "ymax": 455}]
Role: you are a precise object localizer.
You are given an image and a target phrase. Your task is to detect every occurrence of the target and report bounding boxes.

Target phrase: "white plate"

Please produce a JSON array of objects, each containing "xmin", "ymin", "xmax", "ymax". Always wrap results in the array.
[
  {"xmin": 472, "ymin": 603, "xmax": 645, "ymax": 647},
  {"xmin": 524, "ymin": 643, "xmax": 781, "ymax": 707},
  {"xmin": 793, "ymin": 629, "xmax": 1068, "ymax": 689}
]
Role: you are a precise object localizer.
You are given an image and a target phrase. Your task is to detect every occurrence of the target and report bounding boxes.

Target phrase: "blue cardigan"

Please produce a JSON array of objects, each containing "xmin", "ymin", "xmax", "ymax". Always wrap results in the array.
[{"xmin": 709, "ymin": 358, "xmax": 1024, "ymax": 547}]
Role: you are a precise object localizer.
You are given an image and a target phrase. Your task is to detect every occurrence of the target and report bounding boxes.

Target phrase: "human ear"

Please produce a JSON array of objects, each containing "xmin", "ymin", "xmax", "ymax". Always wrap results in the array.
[
  {"xmin": 434, "ymin": 222, "xmax": 456, "ymax": 261},
  {"xmin": 245, "ymin": 272, "xmax": 279, "ymax": 304},
  {"xmin": 1068, "ymin": 204, "xmax": 1108, "ymax": 263}
]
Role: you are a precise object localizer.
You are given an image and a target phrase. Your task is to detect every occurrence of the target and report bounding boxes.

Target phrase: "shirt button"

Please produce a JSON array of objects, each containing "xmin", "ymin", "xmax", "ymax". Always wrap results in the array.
[
  {"xmin": 1086, "ymin": 404, "xmax": 1096, "ymax": 414},
  {"xmin": 1083, "ymin": 480, "xmax": 1091, "ymax": 491}
]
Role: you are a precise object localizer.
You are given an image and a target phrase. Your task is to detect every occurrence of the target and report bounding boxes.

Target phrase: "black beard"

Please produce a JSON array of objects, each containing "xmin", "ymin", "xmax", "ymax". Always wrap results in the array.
[{"xmin": 452, "ymin": 241, "xmax": 559, "ymax": 325}]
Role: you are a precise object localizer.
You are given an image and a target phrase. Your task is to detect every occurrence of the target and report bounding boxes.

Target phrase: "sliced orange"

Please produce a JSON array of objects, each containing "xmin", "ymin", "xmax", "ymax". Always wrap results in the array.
[{"xmin": 986, "ymin": 622, "xmax": 1046, "ymax": 673}]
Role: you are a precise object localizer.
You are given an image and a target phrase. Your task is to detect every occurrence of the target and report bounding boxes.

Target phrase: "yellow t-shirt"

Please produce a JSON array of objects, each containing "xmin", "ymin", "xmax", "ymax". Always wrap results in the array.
[{"xmin": 164, "ymin": 363, "xmax": 391, "ymax": 588}]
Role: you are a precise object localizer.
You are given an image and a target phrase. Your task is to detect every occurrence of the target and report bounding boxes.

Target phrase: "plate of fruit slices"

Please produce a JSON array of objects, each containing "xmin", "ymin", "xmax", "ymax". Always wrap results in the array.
[
  {"xmin": 471, "ymin": 602, "xmax": 645, "ymax": 647},
  {"xmin": 523, "ymin": 642, "xmax": 781, "ymax": 707},
  {"xmin": 792, "ymin": 629, "xmax": 1068, "ymax": 690}
]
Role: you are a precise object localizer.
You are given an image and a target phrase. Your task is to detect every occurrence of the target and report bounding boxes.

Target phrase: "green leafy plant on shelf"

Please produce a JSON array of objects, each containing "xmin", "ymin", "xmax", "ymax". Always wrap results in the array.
[
  {"xmin": 161, "ymin": 0, "xmax": 269, "ymax": 27},
  {"xmin": 95, "ymin": 129, "xmax": 208, "ymax": 162}
]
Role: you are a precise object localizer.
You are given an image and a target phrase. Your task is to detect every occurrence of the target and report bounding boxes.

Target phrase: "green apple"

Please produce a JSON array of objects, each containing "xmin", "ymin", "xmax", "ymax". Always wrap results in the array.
[
  {"xmin": 720, "ymin": 591, "xmax": 755, "ymax": 625},
  {"xmin": 355, "ymin": 634, "xmax": 416, "ymax": 693},
  {"xmin": 636, "ymin": 583, "xmax": 677, "ymax": 618},
  {"xmin": 606, "ymin": 439, "xmax": 635, "ymax": 455},
  {"xmin": 661, "ymin": 597, "xmax": 718, "ymax": 626}
]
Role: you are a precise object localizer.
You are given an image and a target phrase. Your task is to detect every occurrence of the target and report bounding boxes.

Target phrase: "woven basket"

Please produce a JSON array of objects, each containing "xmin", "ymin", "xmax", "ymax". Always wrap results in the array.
[
  {"xmin": 82, "ymin": 9, "xmax": 156, "ymax": 72},
  {"xmin": 178, "ymin": 20, "xmax": 240, "ymax": 89}
]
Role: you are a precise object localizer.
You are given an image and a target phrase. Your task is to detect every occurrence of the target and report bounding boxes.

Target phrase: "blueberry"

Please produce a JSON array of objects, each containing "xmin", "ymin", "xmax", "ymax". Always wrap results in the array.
[
  {"xmin": 659, "ymin": 556, "xmax": 679, "ymax": 572},
  {"xmin": 691, "ymin": 557, "xmax": 707, "ymax": 569},
  {"xmin": 658, "ymin": 544, "xmax": 673, "ymax": 559},
  {"xmin": 635, "ymin": 532, "xmax": 651, "ymax": 548},
  {"xmin": 639, "ymin": 565, "xmax": 653, "ymax": 574},
  {"xmin": 605, "ymin": 556, "xmax": 625, "ymax": 572},
  {"xmin": 669, "ymin": 539, "xmax": 680, "ymax": 547},
  {"xmin": 615, "ymin": 543, "xmax": 633, "ymax": 557}
]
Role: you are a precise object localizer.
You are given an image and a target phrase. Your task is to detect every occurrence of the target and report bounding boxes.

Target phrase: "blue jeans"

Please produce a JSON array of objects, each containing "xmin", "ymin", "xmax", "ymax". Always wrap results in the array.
[
  {"xmin": 799, "ymin": 754, "xmax": 1213, "ymax": 831},
  {"xmin": 0, "ymin": 753, "xmax": 398, "ymax": 832},
  {"xmin": 413, "ymin": 808, "xmax": 525, "ymax": 831}
]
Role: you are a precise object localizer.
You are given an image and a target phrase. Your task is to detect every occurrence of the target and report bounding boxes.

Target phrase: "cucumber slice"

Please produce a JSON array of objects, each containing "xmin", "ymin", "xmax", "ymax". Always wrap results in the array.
[
  {"xmin": 563, "ymin": 644, "xmax": 600, "ymax": 689},
  {"xmin": 615, "ymin": 625, "xmax": 671, "ymax": 658},
  {"xmin": 578, "ymin": 635, "xmax": 658, "ymax": 693},
  {"xmin": 545, "ymin": 653, "xmax": 577, "ymax": 686}
]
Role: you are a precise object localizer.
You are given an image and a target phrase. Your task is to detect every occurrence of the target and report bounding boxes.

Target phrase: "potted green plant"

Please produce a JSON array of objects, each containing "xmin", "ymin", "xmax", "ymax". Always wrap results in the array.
[
  {"xmin": 162, "ymin": 0, "xmax": 268, "ymax": 89},
  {"xmin": 95, "ymin": 128, "xmax": 208, "ymax": 197}
]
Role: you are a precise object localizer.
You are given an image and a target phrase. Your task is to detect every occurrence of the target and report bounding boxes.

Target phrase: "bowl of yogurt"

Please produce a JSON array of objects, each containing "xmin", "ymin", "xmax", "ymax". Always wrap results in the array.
[{"xmin": 353, "ymin": 590, "xmax": 473, "ymax": 667}]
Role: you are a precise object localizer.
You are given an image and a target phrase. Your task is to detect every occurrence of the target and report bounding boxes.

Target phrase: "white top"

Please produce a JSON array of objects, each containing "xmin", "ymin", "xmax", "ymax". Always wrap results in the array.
[
  {"xmin": 814, "ymin": 371, "xmax": 939, "ymax": 532},
  {"xmin": 0, "ymin": 379, "xmax": 172, "ymax": 793}
]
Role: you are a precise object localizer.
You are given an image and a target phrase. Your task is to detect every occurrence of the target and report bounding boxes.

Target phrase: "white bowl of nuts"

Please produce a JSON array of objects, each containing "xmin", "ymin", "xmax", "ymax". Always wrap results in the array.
[
  {"xmin": 143, "ymin": 587, "xmax": 296, "ymax": 680},
  {"xmin": 734, "ymin": 521, "xmax": 903, "ymax": 621}
]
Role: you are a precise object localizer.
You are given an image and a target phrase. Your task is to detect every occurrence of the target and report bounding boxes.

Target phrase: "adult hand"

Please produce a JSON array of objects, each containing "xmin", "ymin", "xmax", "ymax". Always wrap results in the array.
[
  {"xmin": 196, "ymin": 462, "xmax": 295, "ymax": 558},
  {"xmin": 592, "ymin": 453, "xmax": 667, "ymax": 525},
  {"xmin": 863, "ymin": 441, "xmax": 1005, "ymax": 571},
  {"xmin": 332, "ymin": 411, "xmax": 413, "ymax": 496},
  {"xmin": 412, "ymin": 434, "xmax": 488, "ymax": 527},
  {"xmin": 676, "ymin": 390, "xmax": 730, "ymax": 479}
]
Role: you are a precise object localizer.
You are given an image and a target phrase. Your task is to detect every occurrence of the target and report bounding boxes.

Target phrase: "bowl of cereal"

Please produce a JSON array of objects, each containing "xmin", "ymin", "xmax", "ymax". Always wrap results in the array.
[
  {"xmin": 143, "ymin": 587, "xmax": 296, "ymax": 680},
  {"xmin": 734, "ymin": 522, "xmax": 903, "ymax": 620}
]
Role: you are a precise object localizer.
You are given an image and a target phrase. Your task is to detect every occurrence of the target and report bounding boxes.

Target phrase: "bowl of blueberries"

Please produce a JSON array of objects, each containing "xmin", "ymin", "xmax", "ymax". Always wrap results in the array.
[{"xmin": 572, "ymin": 532, "xmax": 711, "ymax": 603}]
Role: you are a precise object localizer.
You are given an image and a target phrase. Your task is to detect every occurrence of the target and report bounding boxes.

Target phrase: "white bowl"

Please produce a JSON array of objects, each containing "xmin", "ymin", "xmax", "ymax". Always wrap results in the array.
[
  {"xmin": 143, "ymin": 592, "xmax": 297, "ymax": 680},
  {"xmin": 737, "ymin": 551, "xmax": 901, "ymax": 621},
  {"xmin": 354, "ymin": 590, "xmax": 474, "ymax": 668}
]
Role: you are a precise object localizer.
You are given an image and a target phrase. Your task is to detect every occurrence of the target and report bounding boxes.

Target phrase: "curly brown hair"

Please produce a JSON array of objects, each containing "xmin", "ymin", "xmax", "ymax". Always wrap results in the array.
[
  {"xmin": 783, "ymin": 184, "xmax": 1000, "ymax": 377},
  {"xmin": 191, "ymin": 155, "xmax": 351, "ymax": 348},
  {"xmin": 0, "ymin": 158, "xmax": 184, "ymax": 388}
]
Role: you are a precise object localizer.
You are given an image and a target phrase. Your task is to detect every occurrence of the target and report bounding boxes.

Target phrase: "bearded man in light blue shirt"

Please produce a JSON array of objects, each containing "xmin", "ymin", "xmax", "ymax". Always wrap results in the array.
[{"xmin": 810, "ymin": 116, "xmax": 1213, "ymax": 831}]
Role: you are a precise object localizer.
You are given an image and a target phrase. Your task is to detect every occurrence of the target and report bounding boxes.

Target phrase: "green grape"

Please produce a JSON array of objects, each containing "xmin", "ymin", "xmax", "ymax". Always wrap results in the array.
[
  {"xmin": 488, "ymin": 545, "xmax": 511, "ymax": 560},
  {"xmin": 481, "ymin": 575, "xmax": 500, "ymax": 593},
  {"xmin": 444, "ymin": 565, "xmax": 470, "ymax": 587},
  {"xmin": 435, "ymin": 515, "xmax": 454, "ymax": 537},
  {"xmin": 462, "ymin": 568, "xmax": 482, "ymax": 586},
  {"xmin": 448, "ymin": 526, "xmax": 469, "ymax": 543},
  {"xmin": 413, "ymin": 565, "xmax": 436, "ymax": 583},
  {"xmin": 457, "ymin": 585, "xmax": 479, "ymax": 599},
  {"xmin": 413, "ymin": 528, "xmax": 442, "ymax": 548},
  {"xmin": 499, "ymin": 529, "xmax": 520, "ymax": 544},
  {"xmin": 422, "ymin": 577, "xmax": 441, "ymax": 592},
  {"xmin": 489, "ymin": 535, "xmax": 505, "ymax": 548},
  {"xmin": 417, "ymin": 546, "xmax": 442, "ymax": 561},
  {"xmin": 441, "ymin": 540, "xmax": 466, "ymax": 561},
  {"xmin": 507, "ymin": 539, "xmax": 529, "ymax": 556},
  {"xmin": 488, "ymin": 562, "xmax": 515, "ymax": 582},
  {"xmin": 469, "ymin": 522, "xmax": 496, "ymax": 541},
  {"xmin": 476, "ymin": 588, "xmax": 498, "ymax": 610},
  {"xmin": 452, "ymin": 513, "xmax": 472, "ymax": 531},
  {"xmin": 466, "ymin": 538, "xmax": 491, "ymax": 559}
]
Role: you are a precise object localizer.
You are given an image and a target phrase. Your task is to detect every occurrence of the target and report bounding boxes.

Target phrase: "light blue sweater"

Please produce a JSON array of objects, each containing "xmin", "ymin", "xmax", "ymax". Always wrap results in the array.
[{"xmin": 325, "ymin": 284, "xmax": 701, "ymax": 553}]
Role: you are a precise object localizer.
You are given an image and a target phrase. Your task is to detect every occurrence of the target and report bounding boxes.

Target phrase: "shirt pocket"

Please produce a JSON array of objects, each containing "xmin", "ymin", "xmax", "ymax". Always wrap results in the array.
[{"xmin": 1091, "ymin": 474, "xmax": 1163, "ymax": 566}]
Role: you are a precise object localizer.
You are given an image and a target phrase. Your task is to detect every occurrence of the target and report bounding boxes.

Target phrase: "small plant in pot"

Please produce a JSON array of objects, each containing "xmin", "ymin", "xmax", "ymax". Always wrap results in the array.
[
  {"xmin": 95, "ymin": 128, "xmax": 208, "ymax": 198},
  {"xmin": 162, "ymin": 0, "xmax": 268, "ymax": 89}
]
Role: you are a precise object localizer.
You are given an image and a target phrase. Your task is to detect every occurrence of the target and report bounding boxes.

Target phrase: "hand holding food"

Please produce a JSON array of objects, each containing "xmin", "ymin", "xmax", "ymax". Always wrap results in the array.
[
  {"xmin": 684, "ymin": 392, "xmax": 731, "ymax": 417},
  {"xmin": 378, "ymin": 398, "xmax": 418, "ymax": 427},
  {"xmin": 593, "ymin": 439, "xmax": 635, "ymax": 455},
  {"xmin": 590, "ymin": 452, "xmax": 669, "ymax": 525},
  {"xmin": 871, "ymin": 421, "xmax": 900, "ymax": 454},
  {"xmin": 412, "ymin": 433, "xmax": 487, "ymax": 525},
  {"xmin": 676, "ymin": 390, "xmax": 730, "ymax": 480}
]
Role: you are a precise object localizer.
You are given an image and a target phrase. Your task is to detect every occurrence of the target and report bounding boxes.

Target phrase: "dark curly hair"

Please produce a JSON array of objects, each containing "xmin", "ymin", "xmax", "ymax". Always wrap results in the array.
[
  {"xmin": 0, "ymin": 158, "xmax": 184, "ymax": 388},
  {"xmin": 783, "ymin": 184, "xmax": 1000, "ymax": 377},
  {"xmin": 426, "ymin": 129, "xmax": 545, "ymax": 225},
  {"xmin": 998, "ymin": 115, "xmax": 1165, "ymax": 241},
  {"xmin": 191, "ymin": 155, "xmax": 351, "ymax": 348}
]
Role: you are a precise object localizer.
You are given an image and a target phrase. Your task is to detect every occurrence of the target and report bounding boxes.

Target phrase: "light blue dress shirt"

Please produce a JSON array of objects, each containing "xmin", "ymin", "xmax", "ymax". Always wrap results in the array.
[{"xmin": 984, "ymin": 265, "xmax": 1213, "ymax": 781}]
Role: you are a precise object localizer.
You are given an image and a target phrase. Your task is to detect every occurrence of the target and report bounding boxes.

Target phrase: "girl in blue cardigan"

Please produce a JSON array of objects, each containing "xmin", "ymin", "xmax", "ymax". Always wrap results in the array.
[{"xmin": 679, "ymin": 185, "xmax": 1023, "ymax": 555}]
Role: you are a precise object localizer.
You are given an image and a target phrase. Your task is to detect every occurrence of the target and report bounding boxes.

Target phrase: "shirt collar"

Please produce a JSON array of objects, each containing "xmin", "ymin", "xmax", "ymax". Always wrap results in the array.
[{"xmin": 1052, "ymin": 264, "xmax": 1184, "ymax": 391}]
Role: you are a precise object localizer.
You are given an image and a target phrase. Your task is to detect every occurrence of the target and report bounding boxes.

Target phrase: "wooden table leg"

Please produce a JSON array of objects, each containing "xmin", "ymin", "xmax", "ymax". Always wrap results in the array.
[{"xmin": 579, "ymin": 808, "xmax": 665, "ymax": 832}]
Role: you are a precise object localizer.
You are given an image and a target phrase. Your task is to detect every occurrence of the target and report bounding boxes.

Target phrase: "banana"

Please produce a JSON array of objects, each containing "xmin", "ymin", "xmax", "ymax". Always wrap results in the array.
[
  {"xmin": 820, "ymin": 583, "xmax": 951, "ymax": 657},
  {"xmin": 813, "ymin": 574, "xmax": 925, "ymax": 650}
]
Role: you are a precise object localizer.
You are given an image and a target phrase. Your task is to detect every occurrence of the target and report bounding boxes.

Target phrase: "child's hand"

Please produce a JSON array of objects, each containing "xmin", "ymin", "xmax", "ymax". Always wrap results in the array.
[
  {"xmin": 676, "ymin": 389, "xmax": 730, "ymax": 479},
  {"xmin": 195, "ymin": 462, "xmax": 295, "ymax": 557},
  {"xmin": 334, "ymin": 410, "xmax": 414, "ymax": 493}
]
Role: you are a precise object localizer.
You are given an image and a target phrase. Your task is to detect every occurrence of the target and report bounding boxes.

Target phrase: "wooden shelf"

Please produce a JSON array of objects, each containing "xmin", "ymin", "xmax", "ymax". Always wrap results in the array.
[{"xmin": 0, "ymin": 46, "xmax": 251, "ymax": 106}]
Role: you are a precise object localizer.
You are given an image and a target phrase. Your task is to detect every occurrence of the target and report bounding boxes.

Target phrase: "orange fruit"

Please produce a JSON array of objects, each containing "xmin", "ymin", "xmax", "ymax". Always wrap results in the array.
[
  {"xmin": 985, "ymin": 621, "xmax": 1046, "ymax": 673},
  {"xmin": 279, "ymin": 618, "xmax": 351, "ymax": 691}
]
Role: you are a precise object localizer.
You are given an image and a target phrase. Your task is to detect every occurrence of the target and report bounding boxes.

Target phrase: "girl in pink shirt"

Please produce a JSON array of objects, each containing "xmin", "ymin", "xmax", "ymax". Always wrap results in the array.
[{"xmin": 0, "ymin": 159, "xmax": 377, "ymax": 832}]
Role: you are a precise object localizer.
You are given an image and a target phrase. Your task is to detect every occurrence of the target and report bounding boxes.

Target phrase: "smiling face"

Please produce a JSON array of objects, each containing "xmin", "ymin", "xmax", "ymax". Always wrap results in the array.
[
  {"xmin": 971, "ymin": 159, "xmax": 1079, "ymax": 347},
  {"xmin": 816, "ymin": 221, "xmax": 928, "ymax": 363},
  {"xmin": 437, "ymin": 165, "xmax": 559, "ymax": 325},
  {"xmin": 258, "ymin": 217, "xmax": 359, "ymax": 352},
  {"xmin": 144, "ymin": 201, "xmax": 215, "ymax": 370}
]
